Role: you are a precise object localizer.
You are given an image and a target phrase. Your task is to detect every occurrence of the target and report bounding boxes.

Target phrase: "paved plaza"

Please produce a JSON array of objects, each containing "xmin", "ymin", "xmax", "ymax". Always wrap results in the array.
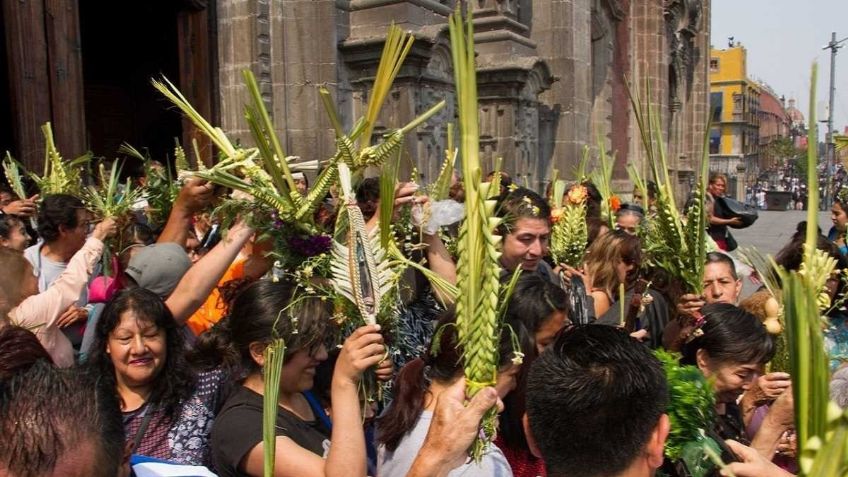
[
  {"xmin": 725, "ymin": 209, "xmax": 832, "ymax": 298},
  {"xmin": 729, "ymin": 209, "xmax": 832, "ymax": 256}
]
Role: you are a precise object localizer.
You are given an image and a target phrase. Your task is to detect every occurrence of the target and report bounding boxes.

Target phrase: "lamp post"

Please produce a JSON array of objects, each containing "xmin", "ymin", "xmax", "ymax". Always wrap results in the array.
[{"xmin": 822, "ymin": 32, "xmax": 847, "ymax": 209}]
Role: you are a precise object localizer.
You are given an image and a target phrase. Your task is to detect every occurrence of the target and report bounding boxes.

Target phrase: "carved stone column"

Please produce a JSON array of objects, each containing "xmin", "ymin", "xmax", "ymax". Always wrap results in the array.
[
  {"xmin": 217, "ymin": 0, "xmax": 342, "ymax": 165},
  {"xmin": 530, "ymin": 0, "xmax": 593, "ymax": 182}
]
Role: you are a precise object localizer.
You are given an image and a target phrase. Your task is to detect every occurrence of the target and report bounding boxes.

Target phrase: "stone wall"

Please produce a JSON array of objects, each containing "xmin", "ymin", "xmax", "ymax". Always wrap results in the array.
[{"xmin": 213, "ymin": 0, "xmax": 710, "ymax": 197}]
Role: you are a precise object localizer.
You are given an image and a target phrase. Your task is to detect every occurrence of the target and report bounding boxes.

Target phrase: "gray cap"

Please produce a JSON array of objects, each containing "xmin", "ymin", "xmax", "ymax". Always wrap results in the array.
[{"xmin": 125, "ymin": 243, "xmax": 191, "ymax": 298}]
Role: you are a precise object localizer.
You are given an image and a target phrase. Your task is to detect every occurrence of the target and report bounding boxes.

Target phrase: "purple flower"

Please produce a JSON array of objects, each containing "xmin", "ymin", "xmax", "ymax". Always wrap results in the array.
[{"xmin": 288, "ymin": 234, "xmax": 332, "ymax": 257}]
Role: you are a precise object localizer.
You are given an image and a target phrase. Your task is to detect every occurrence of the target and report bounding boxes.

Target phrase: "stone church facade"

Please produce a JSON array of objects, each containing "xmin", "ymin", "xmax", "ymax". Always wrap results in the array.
[{"xmin": 2, "ymin": 0, "xmax": 710, "ymax": 197}]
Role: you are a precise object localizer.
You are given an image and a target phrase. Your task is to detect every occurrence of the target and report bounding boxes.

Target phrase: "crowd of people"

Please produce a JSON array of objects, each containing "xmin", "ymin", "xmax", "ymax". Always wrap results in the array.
[{"xmin": 1, "ymin": 162, "xmax": 846, "ymax": 477}]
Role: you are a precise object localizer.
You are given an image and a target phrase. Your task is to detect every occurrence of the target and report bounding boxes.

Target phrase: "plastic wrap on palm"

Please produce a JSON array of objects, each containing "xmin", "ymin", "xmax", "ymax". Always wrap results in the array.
[
  {"xmin": 562, "ymin": 275, "xmax": 591, "ymax": 326},
  {"xmin": 412, "ymin": 200, "xmax": 465, "ymax": 235}
]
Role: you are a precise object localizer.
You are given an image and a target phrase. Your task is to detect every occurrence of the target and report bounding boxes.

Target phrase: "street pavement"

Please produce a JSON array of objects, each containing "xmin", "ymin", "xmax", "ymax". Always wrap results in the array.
[
  {"xmin": 729, "ymin": 209, "xmax": 831, "ymax": 257},
  {"xmin": 726, "ymin": 209, "xmax": 832, "ymax": 298}
]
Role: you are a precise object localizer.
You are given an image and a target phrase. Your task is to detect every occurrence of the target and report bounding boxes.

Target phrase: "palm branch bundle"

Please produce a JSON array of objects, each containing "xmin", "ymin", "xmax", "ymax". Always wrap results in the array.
[
  {"xmin": 626, "ymin": 80, "xmax": 708, "ymax": 295},
  {"xmin": 549, "ymin": 172, "xmax": 588, "ymax": 267},
  {"xmin": 331, "ymin": 162, "xmax": 399, "ymax": 327},
  {"xmin": 262, "ymin": 339, "xmax": 286, "ymax": 477},
  {"xmin": 81, "ymin": 162, "xmax": 143, "ymax": 276},
  {"xmin": 31, "ymin": 122, "xmax": 91, "ymax": 196},
  {"xmin": 778, "ymin": 63, "xmax": 848, "ymax": 477},
  {"xmin": 2, "ymin": 153, "xmax": 28, "ymax": 200},
  {"xmin": 154, "ymin": 74, "xmax": 324, "ymax": 228},
  {"xmin": 2, "ymin": 153, "xmax": 38, "ymax": 230},
  {"xmin": 449, "ymin": 5, "xmax": 517, "ymax": 461},
  {"xmin": 119, "ymin": 142, "xmax": 183, "ymax": 228},
  {"xmin": 590, "ymin": 142, "xmax": 617, "ymax": 228},
  {"xmin": 81, "ymin": 162, "xmax": 143, "ymax": 220},
  {"xmin": 737, "ymin": 247, "xmax": 789, "ymax": 373}
]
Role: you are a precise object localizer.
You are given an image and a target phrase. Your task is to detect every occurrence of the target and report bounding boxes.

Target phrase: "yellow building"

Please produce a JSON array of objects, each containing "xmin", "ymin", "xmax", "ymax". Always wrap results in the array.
[{"xmin": 709, "ymin": 45, "xmax": 761, "ymax": 198}]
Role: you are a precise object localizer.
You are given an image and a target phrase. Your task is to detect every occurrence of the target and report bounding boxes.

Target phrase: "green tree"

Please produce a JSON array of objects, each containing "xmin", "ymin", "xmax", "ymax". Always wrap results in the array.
[{"xmin": 766, "ymin": 137, "xmax": 801, "ymax": 168}]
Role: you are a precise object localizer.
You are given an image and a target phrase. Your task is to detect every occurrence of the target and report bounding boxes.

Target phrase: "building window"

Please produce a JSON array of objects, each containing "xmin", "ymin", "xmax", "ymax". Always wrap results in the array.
[
  {"xmin": 710, "ymin": 128, "xmax": 721, "ymax": 154},
  {"xmin": 710, "ymin": 58, "xmax": 719, "ymax": 72},
  {"xmin": 710, "ymin": 92, "xmax": 723, "ymax": 122}
]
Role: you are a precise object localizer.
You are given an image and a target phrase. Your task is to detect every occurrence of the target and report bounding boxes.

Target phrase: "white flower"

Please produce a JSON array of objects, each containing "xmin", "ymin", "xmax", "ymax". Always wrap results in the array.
[{"xmin": 511, "ymin": 351, "xmax": 525, "ymax": 365}]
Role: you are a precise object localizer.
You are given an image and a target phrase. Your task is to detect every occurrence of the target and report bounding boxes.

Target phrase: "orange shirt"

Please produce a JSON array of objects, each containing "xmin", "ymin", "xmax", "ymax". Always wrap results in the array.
[{"xmin": 186, "ymin": 259, "xmax": 245, "ymax": 336}]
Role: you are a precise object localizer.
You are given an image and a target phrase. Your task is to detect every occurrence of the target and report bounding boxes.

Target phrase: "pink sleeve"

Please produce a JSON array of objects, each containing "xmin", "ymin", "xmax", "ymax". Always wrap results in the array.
[{"xmin": 9, "ymin": 237, "xmax": 105, "ymax": 331}]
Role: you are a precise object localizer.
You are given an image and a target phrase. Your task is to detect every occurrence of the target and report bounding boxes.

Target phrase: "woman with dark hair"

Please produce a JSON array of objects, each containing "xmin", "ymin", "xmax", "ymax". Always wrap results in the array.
[
  {"xmin": 205, "ymin": 278, "xmax": 386, "ymax": 477},
  {"xmin": 681, "ymin": 303, "xmax": 793, "ymax": 459},
  {"xmin": 86, "ymin": 287, "xmax": 222, "ymax": 466},
  {"xmin": 495, "ymin": 275, "xmax": 569, "ymax": 476},
  {"xmin": 0, "ymin": 214, "xmax": 30, "ymax": 251},
  {"xmin": 580, "ymin": 229, "xmax": 641, "ymax": 317},
  {"xmin": 830, "ymin": 188, "xmax": 848, "ymax": 255},
  {"xmin": 376, "ymin": 312, "xmax": 530, "ymax": 476},
  {"xmin": 505, "ymin": 274, "xmax": 569, "ymax": 354},
  {"xmin": 615, "ymin": 203, "xmax": 644, "ymax": 236},
  {"xmin": 0, "ymin": 325, "xmax": 53, "ymax": 380}
]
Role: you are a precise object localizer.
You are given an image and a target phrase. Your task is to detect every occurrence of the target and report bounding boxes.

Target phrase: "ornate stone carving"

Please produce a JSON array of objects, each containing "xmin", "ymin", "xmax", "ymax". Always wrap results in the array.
[
  {"xmin": 426, "ymin": 45, "xmax": 453, "ymax": 82},
  {"xmin": 664, "ymin": 0, "xmax": 703, "ymax": 106},
  {"xmin": 473, "ymin": 0, "xmax": 520, "ymax": 18},
  {"xmin": 412, "ymin": 85, "xmax": 457, "ymax": 182},
  {"xmin": 591, "ymin": 0, "xmax": 625, "ymax": 42}
]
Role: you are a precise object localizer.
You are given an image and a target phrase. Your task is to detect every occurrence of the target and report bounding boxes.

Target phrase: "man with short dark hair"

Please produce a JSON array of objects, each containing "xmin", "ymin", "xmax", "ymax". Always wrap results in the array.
[
  {"xmin": 524, "ymin": 325, "xmax": 670, "ymax": 477},
  {"xmin": 0, "ymin": 360, "xmax": 128, "ymax": 477},
  {"xmin": 666, "ymin": 251, "xmax": 742, "ymax": 350},
  {"xmin": 23, "ymin": 194, "xmax": 96, "ymax": 334},
  {"xmin": 495, "ymin": 187, "xmax": 553, "ymax": 276}
]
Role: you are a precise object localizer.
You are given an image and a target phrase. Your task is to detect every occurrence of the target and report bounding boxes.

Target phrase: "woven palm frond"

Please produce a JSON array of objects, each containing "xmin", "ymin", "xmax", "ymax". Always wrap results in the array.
[
  {"xmin": 449, "ymin": 5, "xmax": 511, "ymax": 461},
  {"xmin": 262, "ymin": 339, "xmax": 286, "ymax": 477},
  {"xmin": 2, "ymin": 152, "xmax": 28, "ymax": 200},
  {"xmin": 550, "ymin": 182, "xmax": 588, "ymax": 267},
  {"xmin": 31, "ymin": 123, "xmax": 89, "ymax": 196},
  {"xmin": 331, "ymin": 163, "xmax": 396, "ymax": 326}
]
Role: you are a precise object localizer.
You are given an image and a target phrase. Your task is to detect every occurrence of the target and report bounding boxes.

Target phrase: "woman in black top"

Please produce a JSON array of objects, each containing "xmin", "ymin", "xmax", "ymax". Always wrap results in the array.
[
  {"xmin": 200, "ymin": 278, "xmax": 386, "ymax": 477},
  {"xmin": 681, "ymin": 304, "xmax": 793, "ymax": 458}
]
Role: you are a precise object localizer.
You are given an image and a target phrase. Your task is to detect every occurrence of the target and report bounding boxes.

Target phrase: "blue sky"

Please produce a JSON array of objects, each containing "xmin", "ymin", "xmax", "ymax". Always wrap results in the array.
[{"xmin": 711, "ymin": 0, "xmax": 848, "ymax": 138}]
